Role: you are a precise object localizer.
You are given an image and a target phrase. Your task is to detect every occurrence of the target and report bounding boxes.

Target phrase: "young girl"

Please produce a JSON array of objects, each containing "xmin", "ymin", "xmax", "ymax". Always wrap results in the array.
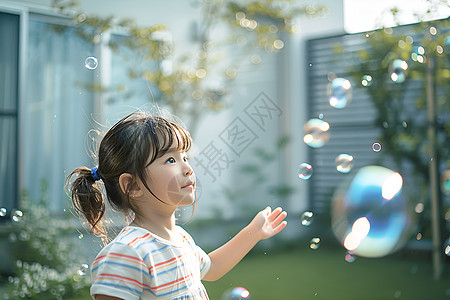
[{"xmin": 68, "ymin": 112, "xmax": 287, "ymax": 300}]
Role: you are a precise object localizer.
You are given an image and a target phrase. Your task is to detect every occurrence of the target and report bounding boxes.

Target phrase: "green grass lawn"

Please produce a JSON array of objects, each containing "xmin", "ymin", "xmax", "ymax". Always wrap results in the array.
[
  {"xmin": 203, "ymin": 246, "xmax": 449, "ymax": 300},
  {"xmin": 2, "ymin": 244, "xmax": 448, "ymax": 300}
]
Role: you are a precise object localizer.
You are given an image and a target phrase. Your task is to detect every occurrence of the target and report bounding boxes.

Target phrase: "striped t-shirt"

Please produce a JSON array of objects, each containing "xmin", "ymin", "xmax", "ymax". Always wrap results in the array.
[{"xmin": 90, "ymin": 225, "xmax": 211, "ymax": 299}]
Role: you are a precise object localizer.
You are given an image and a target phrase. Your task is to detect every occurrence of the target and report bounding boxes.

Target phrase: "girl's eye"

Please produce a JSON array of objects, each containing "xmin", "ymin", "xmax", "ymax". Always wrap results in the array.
[{"xmin": 167, "ymin": 157, "xmax": 176, "ymax": 164}]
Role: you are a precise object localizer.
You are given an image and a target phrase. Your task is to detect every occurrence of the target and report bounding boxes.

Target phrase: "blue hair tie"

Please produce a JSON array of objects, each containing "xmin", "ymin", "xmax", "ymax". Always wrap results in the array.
[{"xmin": 91, "ymin": 167, "xmax": 100, "ymax": 181}]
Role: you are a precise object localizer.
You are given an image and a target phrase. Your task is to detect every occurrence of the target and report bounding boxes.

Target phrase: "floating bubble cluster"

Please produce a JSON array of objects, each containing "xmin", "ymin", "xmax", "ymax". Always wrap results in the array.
[
  {"xmin": 298, "ymin": 163, "xmax": 313, "ymax": 180},
  {"xmin": 0, "ymin": 207, "xmax": 6, "ymax": 217},
  {"xmin": 303, "ymin": 118, "xmax": 330, "ymax": 148},
  {"xmin": 328, "ymin": 77, "xmax": 352, "ymax": 108},
  {"xmin": 389, "ymin": 59, "xmax": 408, "ymax": 83},
  {"xmin": 336, "ymin": 154, "xmax": 354, "ymax": 173},
  {"xmin": 221, "ymin": 287, "xmax": 251, "ymax": 300},
  {"xmin": 84, "ymin": 56, "xmax": 98, "ymax": 70},
  {"xmin": 331, "ymin": 165, "xmax": 412, "ymax": 258},
  {"xmin": 301, "ymin": 211, "xmax": 314, "ymax": 226}
]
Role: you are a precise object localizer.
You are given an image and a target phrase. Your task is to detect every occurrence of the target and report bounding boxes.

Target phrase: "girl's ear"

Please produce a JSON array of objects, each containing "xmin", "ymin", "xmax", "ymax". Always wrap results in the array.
[{"xmin": 119, "ymin": 173, "xmax": 143, "ymax": 198}]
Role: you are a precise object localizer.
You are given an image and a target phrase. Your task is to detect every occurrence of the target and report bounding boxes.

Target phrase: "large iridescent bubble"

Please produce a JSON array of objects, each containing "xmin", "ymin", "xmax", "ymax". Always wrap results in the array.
[{"xmin": 331, "ymin": 165, "xmax": 413, "ymax": 258}]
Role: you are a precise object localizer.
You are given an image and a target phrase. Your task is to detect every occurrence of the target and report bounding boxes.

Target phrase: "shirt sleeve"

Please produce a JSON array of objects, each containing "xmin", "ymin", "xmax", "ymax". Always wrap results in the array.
[
  {"xmin": 90, "ymin": 242, "xmax": 148, "ymax": 300},
  {"xmin": 177, "ymin": 226, "xmax": 211, "ymax": 280},
  {"xmin": 195, "ymin": 244, "xmax": 211, "ymax": 279}
]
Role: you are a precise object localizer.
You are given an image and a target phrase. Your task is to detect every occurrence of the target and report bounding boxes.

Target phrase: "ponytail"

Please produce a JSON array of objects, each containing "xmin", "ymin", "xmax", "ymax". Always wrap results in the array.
[{"xmin": 66, "ymin": 167, "xmax": 106, "ymax": 238}]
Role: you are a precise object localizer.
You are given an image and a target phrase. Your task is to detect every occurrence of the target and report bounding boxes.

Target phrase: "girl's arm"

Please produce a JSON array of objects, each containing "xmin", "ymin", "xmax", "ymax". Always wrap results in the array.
[{"xmin": 202, "ymin": 206, "xmax": 287, "ymax": 281}]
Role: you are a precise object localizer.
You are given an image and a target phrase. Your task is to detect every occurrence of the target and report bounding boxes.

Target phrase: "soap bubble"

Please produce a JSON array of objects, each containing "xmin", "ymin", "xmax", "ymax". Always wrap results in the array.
[
  {"xmin": 12, "ymin": 210, "xmax": 23, "ymax": 222},
  {"xmin": 309, "ymin": 237, "xmax": 321, "ymax": 250},
  {"xmin": 361, "ymin": 75, "xmax": 373, "ymax": 87},
  {"xmin": 441, "ymin": 169, "xmax": 450, "ymax": 195},
  {"xmin": 301, "ymin": 211, "xmax": 314, "ymax": 226},
  {"xmin": 444, "ymin": 238, "xmax": 450, "ymax": 256},
  {"xmin": 336, "ymin": 154, "xmax": 354, "ymax": 173},
  {"xmin": 221, "ymin": 287, "xmax": 251, "ymax": 299},
  {"xmin": 298, "ymin": 163, "xmax": 313, "ymax": 180},
  {"xmin": 303, "ymin": 118, "xmax": 330, "ymax": 148},
  {"xmin": 344, "ymin": 252, "xmax": 356, "ymax": 263},
  {"xmin": 77, "ymin": 264, "xmax": 89, "ymax": 276},
  {"xmin": 328, "ymin": 77, "xmax": 352, "ymax": 108},
  {"xmin": 372, "ymin": 142, "xmax": 382, "ymax": 152},
  {"xmin": 0, "ymin": 207, "xmax": 6, "ymax": 217},
  {"xmin": 389, "ymin": 59, "xmax": 408, "ymax": 83},
  {"xmin": 331, "ymin": 165, "xmax": 413, "ymax": 257},
  {"xmin": 84, "ymin": 56, "xmax": 98, "ymax": 70}
]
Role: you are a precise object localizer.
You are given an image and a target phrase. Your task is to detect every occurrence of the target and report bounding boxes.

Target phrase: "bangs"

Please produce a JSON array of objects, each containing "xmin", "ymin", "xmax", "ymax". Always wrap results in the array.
[{"xmin": 146, "ymin": 116, "xmax": 192, "ymax": 163}]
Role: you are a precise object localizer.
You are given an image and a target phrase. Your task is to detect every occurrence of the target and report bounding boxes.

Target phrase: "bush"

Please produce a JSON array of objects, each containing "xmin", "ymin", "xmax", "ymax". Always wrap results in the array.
[{"xmin": 5, "ymin": 181, "xmax": 90, "ymax": 299}]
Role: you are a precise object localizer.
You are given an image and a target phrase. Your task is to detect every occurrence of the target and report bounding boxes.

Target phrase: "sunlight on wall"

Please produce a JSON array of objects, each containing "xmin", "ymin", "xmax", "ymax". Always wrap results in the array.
[{"xmin": 344, "ymin": 0, "xmax": 450, "ymax": 33}]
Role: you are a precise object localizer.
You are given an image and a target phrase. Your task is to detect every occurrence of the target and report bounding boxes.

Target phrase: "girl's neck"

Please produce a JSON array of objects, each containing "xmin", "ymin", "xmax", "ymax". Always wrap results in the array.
[{"xmin": 131, "ymin": 212, "xmax": 176, "ymax": 241}]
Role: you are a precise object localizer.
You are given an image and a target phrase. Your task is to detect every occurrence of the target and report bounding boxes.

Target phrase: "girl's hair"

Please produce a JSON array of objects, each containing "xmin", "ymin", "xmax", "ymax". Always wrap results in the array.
[{"xmin": 66, "ymin": 112, "xmax": 192, "ymax": 239}]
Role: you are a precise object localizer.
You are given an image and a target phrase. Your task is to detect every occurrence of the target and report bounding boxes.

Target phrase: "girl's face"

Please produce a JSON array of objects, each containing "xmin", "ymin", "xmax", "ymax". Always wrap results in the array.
[{"xmin": 144, "ymin": 147, "xmax": 196, "ymax": 207}]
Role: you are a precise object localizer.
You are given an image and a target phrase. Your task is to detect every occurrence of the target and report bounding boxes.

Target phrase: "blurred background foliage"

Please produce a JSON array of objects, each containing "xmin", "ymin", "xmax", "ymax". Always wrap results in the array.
[{"xmin": 4, "ymin": 181, "xmax": 90, "ymax": 299}]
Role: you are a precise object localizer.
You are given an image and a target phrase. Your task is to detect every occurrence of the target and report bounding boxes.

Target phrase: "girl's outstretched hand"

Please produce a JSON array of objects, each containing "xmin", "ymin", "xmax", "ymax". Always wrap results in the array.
[{"xmin": 248, "ymin": 206, "xmax": 287, "ymax": 241}]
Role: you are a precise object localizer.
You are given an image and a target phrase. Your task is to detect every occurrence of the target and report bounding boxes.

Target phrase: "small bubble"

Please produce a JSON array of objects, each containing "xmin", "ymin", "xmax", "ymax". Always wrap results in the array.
[
  {"xmin": 344, "ymin": 252, "xmax": 356, "ymax": 263},
  {"xmin": 309, "ymin": 237, "xmax": 321, "ymax": 250},
  {"xmin": 84, "ymin": 56, "xmax": 98, "ymax": 70},
  {"xmin": 0, "ymin": 207, "xmax": 6, "ymax": 217},
  {"xmin": 336, "ymin": 154, "xmax": 354, "ymax": 173},
  {"xmin": 389, "ymin": 59, "xmax": 408, "ymax": 83},
  {"xmin": 415, "ymin": 203, "xmax": 424, "ymax": 213},
  {"xmin": 298, "ymin": 163, "xmax": 313, "ymax": 180},
  {"xmin": 372, "ymin": 142, "xmax": 382, "ymax": 152},
  {"xmin": 221, "ymin": 286, "xmax": 250, "ymax": 299},
  {"xmin": 12, "ymin": 210, "xmax": 23, "ymax": 222},
  {"xmin": 444, "ymin": 238, "xmax": 450, "ymax": 256},
  {"xmin": 78, "ymin": 264, "xmax": 89, "ymax": 276},
  {"xmin": 303, "ymin": 118, "xmax": 330, "ymax": 148},
  {"xmin": 78, "ymin": 233, "xmax": 84, "ymax": 239},
  {"xmin": 301, "ymin": 211, "xmax": 314, "ymax": 226},
  {"xmin": 429, "ymin": 26, "xmax": 437, "ymax": 35},
  {"xmin": 416, "ymin": 232, "xmax": 423, "ymax": 240},
  {"xmin": 361, "ymin": 75, "xmax": 373, "ymax": 87},
  {"xmin": 250, "ymin": 54, "xmax": 261, "ymax": 65},
  {"xmin": 309, "ymin": 63, "xmax": 313, "ymax": 67}
]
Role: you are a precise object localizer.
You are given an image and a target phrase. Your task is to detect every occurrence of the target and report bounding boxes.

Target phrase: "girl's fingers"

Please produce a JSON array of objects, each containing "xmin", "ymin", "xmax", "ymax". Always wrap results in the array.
[
  {"xmin": 272, "ymin": 211, "xmax": 287, "ymax": 227},
  {"xmin": 271, "ymin": 220, "xmax": 287, "ymax": 235},
  {"xmin": 268, "ymin": 207, "xmax": 283, "ymax": 221}
]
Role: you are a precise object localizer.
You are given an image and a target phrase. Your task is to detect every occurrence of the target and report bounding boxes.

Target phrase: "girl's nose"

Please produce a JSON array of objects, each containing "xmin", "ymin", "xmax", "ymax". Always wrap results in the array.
[{"xmin": 184, "ymin": 163, "xmax": 194, "ymax": 176}]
